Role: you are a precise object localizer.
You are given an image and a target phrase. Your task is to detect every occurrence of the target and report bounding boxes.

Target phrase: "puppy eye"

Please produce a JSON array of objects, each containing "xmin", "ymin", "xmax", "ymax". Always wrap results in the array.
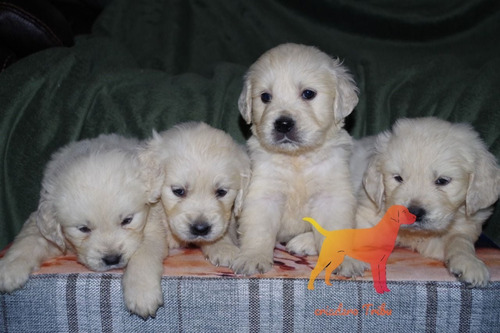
[
  {"xmin": 78, "ymin": 226, "xmax": 91, "ymax": 233},
  {"xmin": 215, "ymin": 188, "xmax": 228, "ymax": 198},
  {"xmin": 260, "ymin": 92, "xmax": 272, "ymax": 104},
  {"xmin": 394, "ymin": 175, "xmax": 404, "ymax": 183},
  {"xmin": 121, "ymin": 215, "xmax": 134, "ymax": 226},
  {"xmin": 301, "ymin": 89, "xmax": 316, "ymax": 100},
  {"xmin": 435, "ymin": 177, "xmax": 451, "ymax": 186},
  {"xmin": 172, "ymin": 187, "xmax": 186, "ymax": 198}
]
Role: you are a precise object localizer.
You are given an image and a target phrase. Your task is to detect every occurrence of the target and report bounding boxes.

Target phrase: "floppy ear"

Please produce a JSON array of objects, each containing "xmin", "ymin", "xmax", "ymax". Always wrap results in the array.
[
  {"xmin": 233, "ymin": 148, "xmax": 251, "ymax": 217},
  {"xmin": 36, "ymin": 197, "xmax": 66, "ymax": 252},
  {"xmin": 362, "ymin": 131, "xmax": 391, "ymax": 211},
  {"xmin": 466, "ymin": 147, "xmax": 500, "ymax": 215},
  {"xmin": 362, "ymin": 158, "xmax": 385, "ymax": 211},
  {"xmin": 330, "ymin": 61, "xmax": 359, "ymax": 122},
  {"xmin": 238, "ymin": 75, "xmax": 253, "ymax": 124},
  {"xmin": 138, "ymin": 131, "xmax": 166, "ymax": 204},
  {"xmin": 234, "ymin": 173, "xmax": 251, "ymax": 218}
]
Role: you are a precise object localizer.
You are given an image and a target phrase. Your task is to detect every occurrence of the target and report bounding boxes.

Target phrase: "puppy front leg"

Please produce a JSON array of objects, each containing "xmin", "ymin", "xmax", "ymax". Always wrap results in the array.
[
  {"xmin": 201, "ymin": 232, "xmax": 239, "ymax": 267},
  {"xmin": 231, "ymin": 197, "xmax": 282, "ymax": 275},
  {"xmin": 445, "ymin": 233, "xmax": 489, "ymax": 287},
  {"xmin": 122, "ymin": 205, "xmax": 168, "ymax": 319},
  {"xmin": 0, "ymin": 213, "xmax": 63, "ymax": 292},
  {"xmin": 286, "ymin": 232, "xmax": 318, "ymax": 256},
  {"xmin": 310, "ymin": 193, "xmax": 366, "ymax": 278}
]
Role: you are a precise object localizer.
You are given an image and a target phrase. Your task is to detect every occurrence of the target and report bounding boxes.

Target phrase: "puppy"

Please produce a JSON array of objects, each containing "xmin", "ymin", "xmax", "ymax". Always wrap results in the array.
[
  {"xmin": 305, "ymin": 205, "xmax": 416, "ymax": 293},
  {"xmin": 140, "ymin": 122, "xmax": 250, "ymax": 267},
  {"xmin": 231, "ymin": 43, "xmax": 365, "ymax": 276},
  {"xmin": 0, "ymin": 135, "xmax": 167, "ymax": 318},
  {"xmin": 354, "ymin": 117, "xmax": 500, "ymax": 287}
]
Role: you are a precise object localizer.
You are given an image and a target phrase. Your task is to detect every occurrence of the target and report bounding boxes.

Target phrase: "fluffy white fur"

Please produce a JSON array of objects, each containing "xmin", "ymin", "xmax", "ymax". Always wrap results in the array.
[
  {"xmin": 354, "ymin": 117, "xmax": 500, "ymax": 287},
  {"xmin": 0, "ymin": 134, "xmax": 167, "ymax": 318},
  {"xmin": 141, "ymin": 122, "xmax": 250, "ymax": 267},
  {"xmin": 231, "ymin": 43, "xmax": 365, "ymax": 276}
]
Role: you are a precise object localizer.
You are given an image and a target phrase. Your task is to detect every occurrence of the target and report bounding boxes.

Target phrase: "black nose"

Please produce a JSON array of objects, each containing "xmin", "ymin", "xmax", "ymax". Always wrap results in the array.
[
  {"xmin": 190, "ymin": 221, "xmax": 211, "ymax": 236},
  {"xmin": 102, "ymin": 254, "xmax": 122, "ymax": 266},
  {"xmin": 408, "ymin": 206, "xmax": 426, "ymax": 222},
  {"xmin": 274, "ymin": 116, "xmax": 295, "ymax": 134}
]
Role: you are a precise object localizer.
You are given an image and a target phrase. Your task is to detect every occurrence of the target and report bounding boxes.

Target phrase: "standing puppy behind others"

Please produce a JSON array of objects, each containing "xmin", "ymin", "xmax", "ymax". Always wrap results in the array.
[
  {"xmin": 353, "ymin": 117, "xmax": 500, "ymax": 287},
  {"xmin": 232, "ymin": 43, "xmax": 365, "ymax": 276},
  {"xmin": 0, "ymin": 135, "xmax": 168, "ymax": 319},
  {"xmin": 140, "ymin": 122, "xmax": 250, "ymax": 267}
]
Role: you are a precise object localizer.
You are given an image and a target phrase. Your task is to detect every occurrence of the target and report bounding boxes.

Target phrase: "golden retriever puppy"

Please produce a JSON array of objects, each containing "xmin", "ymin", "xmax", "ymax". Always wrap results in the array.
[
  {"xmin": 354, "ymin": 117, "xmax": 500, "ymax": 287},
  {"xmin": 231, "ymin": 43, "xmax": 365, "ymax": 276},
  {"xmin": 140, "ymin": 122, "xmax": 250, "ymax": 267},
  {"xmin": 0, "ymin": 135, "xmax": 167, "ymax": 318}
]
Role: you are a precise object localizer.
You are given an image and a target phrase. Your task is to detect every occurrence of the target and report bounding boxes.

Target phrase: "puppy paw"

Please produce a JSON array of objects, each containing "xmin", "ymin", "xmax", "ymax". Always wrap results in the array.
[
  {"xmin": 122, "ymin": 272, "xmax": 164, "ymax": 319},
  {"xmin": 203, "ymin": 243, "xmax": 240, "ymax": 268},
  {"xmin": 286, "ymin": 232, "xmax": 318, "ymax": 256},
  {"xmin": 0, "ymin": 259, "xmax": 32, "ymax": 292},
  {"xmin": 334, "ymin": 256, "xmax": 367, "ymax": 278},
  {"xmin": 447, "ymin": 255, "xmax": 490, "ymax": 287},
  {"xmin": 231, "ymin": 253, "xmax": 273, "ymax": 275}
]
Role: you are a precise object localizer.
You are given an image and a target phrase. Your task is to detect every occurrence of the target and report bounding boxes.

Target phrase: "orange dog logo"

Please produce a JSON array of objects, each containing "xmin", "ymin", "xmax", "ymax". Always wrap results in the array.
[{"xmin": 304, "ymin": 205, "xmax": 416, "ymax": 293}]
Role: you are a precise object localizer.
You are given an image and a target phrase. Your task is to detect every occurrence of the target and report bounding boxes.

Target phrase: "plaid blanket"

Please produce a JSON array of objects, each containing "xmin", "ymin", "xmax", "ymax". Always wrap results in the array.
[{"xmin": 2, "ymin": 246, "xmax": 499, "ymax": 332}]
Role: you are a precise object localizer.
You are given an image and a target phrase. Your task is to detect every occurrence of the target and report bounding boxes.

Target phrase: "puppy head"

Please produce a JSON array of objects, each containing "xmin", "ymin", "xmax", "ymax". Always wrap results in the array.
[
  {"xmin": 37, "ymin": 148, "xmax": 150, "ymax": 271},
  {"xmin": 239, "ymin": 43, "xmax": 358, "ymax": 154},
  {"xmin": 364, "ymin": 117, "xmax": 500, "ymax": 232},
  {"xmin": 142, "ymin": 122, "xmax": 250, "ymax": 244}
]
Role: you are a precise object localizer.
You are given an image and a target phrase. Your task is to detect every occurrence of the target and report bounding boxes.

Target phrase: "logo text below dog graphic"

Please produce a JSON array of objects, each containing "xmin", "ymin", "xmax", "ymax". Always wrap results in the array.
[{"xmin": 304, "ymin": 205, "xmax": 416, "ymax": 294}]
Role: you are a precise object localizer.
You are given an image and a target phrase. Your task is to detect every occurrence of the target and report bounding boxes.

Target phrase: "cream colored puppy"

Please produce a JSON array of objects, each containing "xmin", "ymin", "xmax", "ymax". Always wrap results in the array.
[
  {"xmin": 141, "ymin": 122, "xmax": 250, "ymax": 267},
  {"xmin": 0, "ymin": 135, "xmax": 167, "ymax": 318},
  {"xmin": 232, "ymin": 43, "xmax": 364, "ymax": 276},
  {"xmin": 355, "ymin": 117, "xmax": 500, "ymax": 287}
]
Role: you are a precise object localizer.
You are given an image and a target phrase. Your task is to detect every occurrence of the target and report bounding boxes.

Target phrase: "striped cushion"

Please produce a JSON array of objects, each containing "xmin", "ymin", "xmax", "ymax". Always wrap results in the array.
[{"xmin": 1, "ymin": 246, "xmax": 499, "ymax": 332}]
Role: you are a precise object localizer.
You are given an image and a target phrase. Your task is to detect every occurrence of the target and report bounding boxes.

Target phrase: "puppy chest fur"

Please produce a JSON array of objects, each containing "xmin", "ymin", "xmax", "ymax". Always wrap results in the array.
[{"xmin": 246, "ymin": 134, "xmax": 353, "ymax": 242}]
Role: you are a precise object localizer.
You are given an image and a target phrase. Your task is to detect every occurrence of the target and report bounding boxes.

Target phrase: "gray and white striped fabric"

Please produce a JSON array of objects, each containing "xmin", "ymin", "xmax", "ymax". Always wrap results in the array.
[{"xmin": 1, "ymin": 273, "xmax": 499, "ymax": 332}]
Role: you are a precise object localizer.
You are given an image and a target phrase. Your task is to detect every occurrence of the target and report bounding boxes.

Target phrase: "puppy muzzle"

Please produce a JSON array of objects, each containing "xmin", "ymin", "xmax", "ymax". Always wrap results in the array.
[
  {"xmin": 190, "ymin": 221, "xmax": 212, "ymax": 237},
  {"xmin": 272, "ymin": 116, "xmax": 300, "ymax": 144},
  {"xmin": 401, "ymin": 205, "xmax": 430, "ymax": 230},
  {"xmin": 102, "ymin": 253, "xmax": 123, "ymax": 267},
  {"xmin": 84, "ymin": 252, "xmax": 126, "ymax": 271},
  {"xmin": 408, "ymin": 205, "xmax": 426, "ymax": 222}
]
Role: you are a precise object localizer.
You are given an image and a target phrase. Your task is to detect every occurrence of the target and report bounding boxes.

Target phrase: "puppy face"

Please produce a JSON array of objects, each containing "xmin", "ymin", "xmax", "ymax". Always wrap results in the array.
[
  {"xmin": 143, "ymin": 122, "xmax": 250, "ymax": 244},
  {"xmin": 162, "ymin": 158, "xmax": 239, "ymax": 243},
  {"xmin": 40, "ymin": 150, "xmax": 150, "ymax": 271},
  {"xmin": 238, "ymin": 43, "xmax": 358, "ymax": 154},
  {"xmin": 364, "ymin": 117, "xmax": 500, "ymax": 233}
]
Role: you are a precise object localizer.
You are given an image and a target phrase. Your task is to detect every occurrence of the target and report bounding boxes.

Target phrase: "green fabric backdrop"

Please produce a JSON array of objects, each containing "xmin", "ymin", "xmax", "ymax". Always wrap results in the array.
[{"xmin": 1, "ymin": 0, "xmax": 499, "ymax": 248}]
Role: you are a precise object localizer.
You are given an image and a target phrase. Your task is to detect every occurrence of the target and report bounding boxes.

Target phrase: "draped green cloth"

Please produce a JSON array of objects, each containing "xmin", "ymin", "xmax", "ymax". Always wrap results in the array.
[{"xmin": 1, "ymin": 0, "xmax": 499, "ymax": 248}]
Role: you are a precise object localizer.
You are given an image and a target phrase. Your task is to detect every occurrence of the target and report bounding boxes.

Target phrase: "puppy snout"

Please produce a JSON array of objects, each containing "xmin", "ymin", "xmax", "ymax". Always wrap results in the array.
[
  {"xmin": 408, "ymin": 206, "xmax": 426, "ymax": 222},
  {"xmin": 274, "ymin": 116, "xmax": 295, "ymax": 134},
  {"xmin": 190, "ymin": 221, "xmax": 212, "ymax": 236},
  {"xmin": 102, "ymin": 254, "xmax": 122, "ymax": 266}
]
